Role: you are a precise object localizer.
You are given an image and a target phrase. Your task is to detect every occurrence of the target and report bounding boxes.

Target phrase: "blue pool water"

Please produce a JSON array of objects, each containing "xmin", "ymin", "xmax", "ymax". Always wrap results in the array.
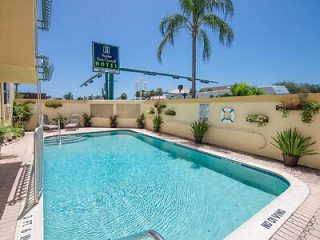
[{"xmin": 44, "ymin": 131, "xmax": 289, "ymax": 240}]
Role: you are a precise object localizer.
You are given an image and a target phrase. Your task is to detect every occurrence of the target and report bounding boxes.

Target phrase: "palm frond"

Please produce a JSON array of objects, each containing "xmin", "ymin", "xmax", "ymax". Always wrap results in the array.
[
  {"xmin": 157, "ymin": 14, "xmax": 189, "ymax": 63},
  {"xmin": 201, "ymin": 14, "xmax": 234, "ymax": 46},
  {"xmin": 178, "ymin": 0, "xmax": 194, "ymax": 16},
  {"xmin": 207, "ymin": 0, "xmax": 234, "ymax": 17},
  {"xmin": 198, "ymin": 29, "xmax": 212, "ymax": 62},
  {"xmin": 157, "ymin": 33, "xmax": 173, "ymax": 63}
]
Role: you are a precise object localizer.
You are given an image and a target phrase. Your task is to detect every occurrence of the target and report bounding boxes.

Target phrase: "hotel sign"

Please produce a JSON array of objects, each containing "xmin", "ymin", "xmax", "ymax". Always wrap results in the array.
[{"xmin": 92, "ymin": 42, "xmax": 120, "ymax": 73}]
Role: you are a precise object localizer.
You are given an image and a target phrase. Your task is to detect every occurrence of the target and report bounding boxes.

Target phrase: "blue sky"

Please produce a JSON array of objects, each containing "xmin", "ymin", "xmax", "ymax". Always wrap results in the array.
[{"xmin": 21, "ymin": 0, "xmax": 320, "ymax": 99}]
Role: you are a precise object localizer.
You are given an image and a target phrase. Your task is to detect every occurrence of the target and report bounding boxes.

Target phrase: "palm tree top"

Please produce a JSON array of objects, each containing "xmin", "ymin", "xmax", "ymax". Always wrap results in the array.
[{"xmin": 157, "ymin": 0, "xmax": 234, "ymax": 63}]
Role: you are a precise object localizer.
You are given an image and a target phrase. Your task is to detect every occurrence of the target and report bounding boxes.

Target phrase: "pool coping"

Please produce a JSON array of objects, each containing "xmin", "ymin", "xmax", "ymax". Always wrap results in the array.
[{"xmin": 22, "ymin": 128, "xmax": 310, "ymax": 240}]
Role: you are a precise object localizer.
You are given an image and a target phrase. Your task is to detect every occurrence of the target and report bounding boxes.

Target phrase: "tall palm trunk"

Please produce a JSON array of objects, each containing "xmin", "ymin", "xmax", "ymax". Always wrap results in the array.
[
  {"xmin": 192, "ymin": 34, "xmax": 197, "ymax": 98},
  {"xmin": 191, "ymin": 13, "xmax": 197, "ymax": 99}
]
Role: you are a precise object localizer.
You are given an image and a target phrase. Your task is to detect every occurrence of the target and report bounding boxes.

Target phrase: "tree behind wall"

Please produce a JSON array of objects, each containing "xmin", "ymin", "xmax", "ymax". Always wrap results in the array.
[
  {"xmin": 274, "ymin": 81, "xmax": 320, "ymax": 94},
  {"xmin": 230, "ymin": 82, "xmax": 264, "ymax": 96},
  {"xmin": 63, "ymin": 92, "xmax": 74, "ymax": 100},
  {"xmin": 120, "ymin": 93, "xmax": 128, "ymax": 100}
]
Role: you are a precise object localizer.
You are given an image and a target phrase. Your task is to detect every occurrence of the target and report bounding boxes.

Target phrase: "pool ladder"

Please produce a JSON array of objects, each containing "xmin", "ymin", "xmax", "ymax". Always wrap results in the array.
[
  {"xmin": 116, "ymin": 230, "xmax": 164, "ymax": 240},
  {"xmin": 57, "ymin": 120, "xmax": 62, "ymax": 145}
]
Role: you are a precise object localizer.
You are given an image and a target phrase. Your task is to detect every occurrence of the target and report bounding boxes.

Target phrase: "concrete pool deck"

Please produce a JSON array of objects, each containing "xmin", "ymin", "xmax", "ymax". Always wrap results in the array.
[{"xmin": 0, "ymin": 128, "xmax": 319, "ymax": 240}]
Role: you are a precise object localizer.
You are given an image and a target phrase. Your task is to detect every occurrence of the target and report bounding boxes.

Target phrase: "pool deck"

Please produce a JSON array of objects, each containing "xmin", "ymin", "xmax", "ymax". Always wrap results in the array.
[{"xmin": 0, "ymin": 128, "xmax": 319, "ymax": 240}]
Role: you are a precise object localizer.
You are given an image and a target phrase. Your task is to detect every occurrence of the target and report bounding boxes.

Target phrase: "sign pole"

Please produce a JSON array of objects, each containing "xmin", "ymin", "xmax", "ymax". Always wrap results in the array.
[
  {"xmin": 103, "ymin": 73, "xmax": 114, "ymax": 100},
  {"xmin": 104, "ymin": 73, "xmax": 109, "ymax": 100},
  {"xmin": 108, "ymin": 73, "xmax": 114, "ymax": 100}
]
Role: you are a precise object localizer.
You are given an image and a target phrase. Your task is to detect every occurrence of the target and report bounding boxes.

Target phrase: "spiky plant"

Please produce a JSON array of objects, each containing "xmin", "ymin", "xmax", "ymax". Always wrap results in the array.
[
  {"xmin": 157, "ymin": 0, "xmax": 234, "ymax": 98},
  {"xmin": 271, "ymin": 128, "xmax": 317, "ymax": 157},
  {"xmin": 190, "ymin": 120, "xmax": 209, "ymax": 143}
]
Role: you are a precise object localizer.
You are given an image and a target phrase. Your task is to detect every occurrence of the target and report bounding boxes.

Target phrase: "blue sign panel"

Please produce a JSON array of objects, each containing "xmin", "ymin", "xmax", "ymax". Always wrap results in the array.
[{"xmin": 92, "ymin": 42, "xmax": 120, "ymax": 73}]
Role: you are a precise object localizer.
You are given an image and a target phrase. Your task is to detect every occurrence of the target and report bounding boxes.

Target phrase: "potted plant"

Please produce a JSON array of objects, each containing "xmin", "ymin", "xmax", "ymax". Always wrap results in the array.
[
  {"xmin": 271, "ymin": 128, "xmax": 317, "ymax": 167},
  {"xmin": 148, "ymin": 102, "xmax": 166, "ymax": 132},
  {"xmin": 136, "ymin": 113, "xmax": 145, "ymax": 129},
  {"xmin": 276, "ymin": 94, "xmax": 320, "ymax": 123},
  {"xmin": 246, "ymin": 114, "xmax": 269, "ymax": 127},
  {"xmin": 190, "ymin": 120, "xmax": 209, "ymax": 144},
  {"xmin": 152, "ymin": 115, "xmax": 163, "ymax": 132},
  {"xmin": 83, "ymin": 113, "xmax": 93, "ymax": 127},
  {"xmin": 109, "ymin": 115, "xmax": 117, "ymax": 128},
  {"xmin": 53, "ymin": 113, "xmax": 67, "ymax": 129}
]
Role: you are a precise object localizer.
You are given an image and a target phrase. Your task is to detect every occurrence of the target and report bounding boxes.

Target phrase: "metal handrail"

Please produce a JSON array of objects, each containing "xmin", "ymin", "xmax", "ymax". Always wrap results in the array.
[
  {"xmin": 116, "ymin": 230, "xmax": 164, "ymax": 240},
  {"xmin": 34, "ymin": 125, "xmax": 44, "ymax": 204},
  {"xmin": 58, "ymin": 119, "xmax": 62, "ymax": 145}
]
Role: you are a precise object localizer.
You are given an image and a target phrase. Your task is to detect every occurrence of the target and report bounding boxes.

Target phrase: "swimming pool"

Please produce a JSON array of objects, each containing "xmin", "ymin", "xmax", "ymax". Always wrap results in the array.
[{"xmin": 44, "ymin": 130, "xmax": 289, "ymax": 240}]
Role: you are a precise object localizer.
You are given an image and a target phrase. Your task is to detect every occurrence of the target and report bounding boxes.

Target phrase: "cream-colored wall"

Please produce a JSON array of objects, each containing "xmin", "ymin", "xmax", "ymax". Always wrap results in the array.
[
  {"xmin": 142, "ymin": 94, "xmax": 320, "ymax": 170},
  {"xmin": 17, "ymin": 94, "xmax": 320, "ymax": 169},
  {"xmin": 17, "ymin": 99, "xmax": 142, "ymax": 130}
]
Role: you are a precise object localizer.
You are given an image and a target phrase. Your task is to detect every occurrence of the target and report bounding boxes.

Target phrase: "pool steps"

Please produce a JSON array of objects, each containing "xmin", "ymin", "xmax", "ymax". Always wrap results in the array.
[{"xmin": 44, "ymin": 134, "xmax": 88, "ymax": 145}]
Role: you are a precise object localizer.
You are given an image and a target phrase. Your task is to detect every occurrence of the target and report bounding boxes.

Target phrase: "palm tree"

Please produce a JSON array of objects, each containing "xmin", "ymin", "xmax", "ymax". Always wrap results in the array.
[
  {"xmin": 156, "ymin": 88, "xmax": 164, "ymax": 99},
  {"xmin": 157, "ymin": 0, "xmax": 234, "ymax": 98}
]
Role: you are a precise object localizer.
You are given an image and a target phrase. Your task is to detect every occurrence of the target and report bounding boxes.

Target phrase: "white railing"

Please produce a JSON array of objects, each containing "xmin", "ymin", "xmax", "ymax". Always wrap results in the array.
[
  {"xmin": 34, "ymin": 124, "xmax": 44, "ymax": 204},
  {"xmin": 19, "ymin": 120, "xmax": 44, "ymax": 219}
]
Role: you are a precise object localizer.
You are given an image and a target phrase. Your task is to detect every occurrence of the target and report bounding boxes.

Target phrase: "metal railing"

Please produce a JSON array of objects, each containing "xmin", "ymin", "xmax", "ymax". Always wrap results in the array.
[
  {"xmin": 57, "ymin": 119, "xmax": 62, "ymax": 145},
  {"xmin": 116, "ymin": 230, "xmax": 164, "ymax": 240},
  {"xmin": 34, "ymin": 124, "xmax": 44, "ymax": 204},
  {"xmin": 18, "ymin": 121, "xmax": 44, "ymax": 219}
]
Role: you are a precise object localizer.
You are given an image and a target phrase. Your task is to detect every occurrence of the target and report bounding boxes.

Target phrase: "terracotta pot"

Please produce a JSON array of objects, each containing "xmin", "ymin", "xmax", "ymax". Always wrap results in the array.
[{"xmin": 283, "ymin": 153, "xmax": 300, "ymax": 167}]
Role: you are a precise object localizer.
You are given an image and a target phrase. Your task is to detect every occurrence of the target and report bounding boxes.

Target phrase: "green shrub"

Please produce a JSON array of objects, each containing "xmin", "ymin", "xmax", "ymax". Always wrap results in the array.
[
  {"xmin": 301, "ymin": 102, "xmax": 320, "ymax": 124},
  {"xmin": 12, "ymin": 102, "xmax": 33, "ymax": 128},
  {"xmin": 0, "ymin": 122, "xmax": 24, "ymax": 142},
  {"xmin": 165, "ymin": 109, "xmax": 176, "ymax": 116},
  {"xmin": 148, "ymin": 102, "xmax": 167, "ymax": 132},
  {"xmin": 230, "ymin": 82, "xmax": 264, "ymax": 96},
  {"xmin": 271, "ymin": 128, "xmax": 317, "ymax": 157},
  {"xmin": 45, "ymin": 100, "xmax": 63, "ymax": 109},
  {"xmin": 190, "ymin": 120, "xmax": 209, "ymax": 143},
  {"xmin": 136, "ymin": 114, "xmax": 145, "ymax": 129},
  {"xmin": 83, "ymin": 113, "xmax": 93, "ymax": 127},
  {"xmin": 276, "ymin": 94, "xmax": 320, "ymax": 123},
  {"xmin": 23, "ymin": 100, "xmax": 36, "ymax": 105},
  {"xmin": 246, "ymin": 114, "xmax": 269, "ymax": 127}
]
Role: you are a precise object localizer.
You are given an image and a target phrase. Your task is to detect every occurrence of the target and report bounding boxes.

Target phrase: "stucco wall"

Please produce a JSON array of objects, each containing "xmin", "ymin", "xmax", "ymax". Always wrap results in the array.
[
  {"xmin": 16, "ymin": 99, "xmax": 142, "ymax": 130},
  {"xmin": 16, "ymin": 94, "xmax": 320, "ymax": 169},
  {"xmin": 142, "ymin": 94, "xmax": 320, "ymax": 170}
]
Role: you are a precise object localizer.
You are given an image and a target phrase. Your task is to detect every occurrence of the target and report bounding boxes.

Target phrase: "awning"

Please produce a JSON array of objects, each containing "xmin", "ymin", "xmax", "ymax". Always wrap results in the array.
[{"xmin": 0, "ymin": 0, "xmax": 38, "ymax": 84}]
